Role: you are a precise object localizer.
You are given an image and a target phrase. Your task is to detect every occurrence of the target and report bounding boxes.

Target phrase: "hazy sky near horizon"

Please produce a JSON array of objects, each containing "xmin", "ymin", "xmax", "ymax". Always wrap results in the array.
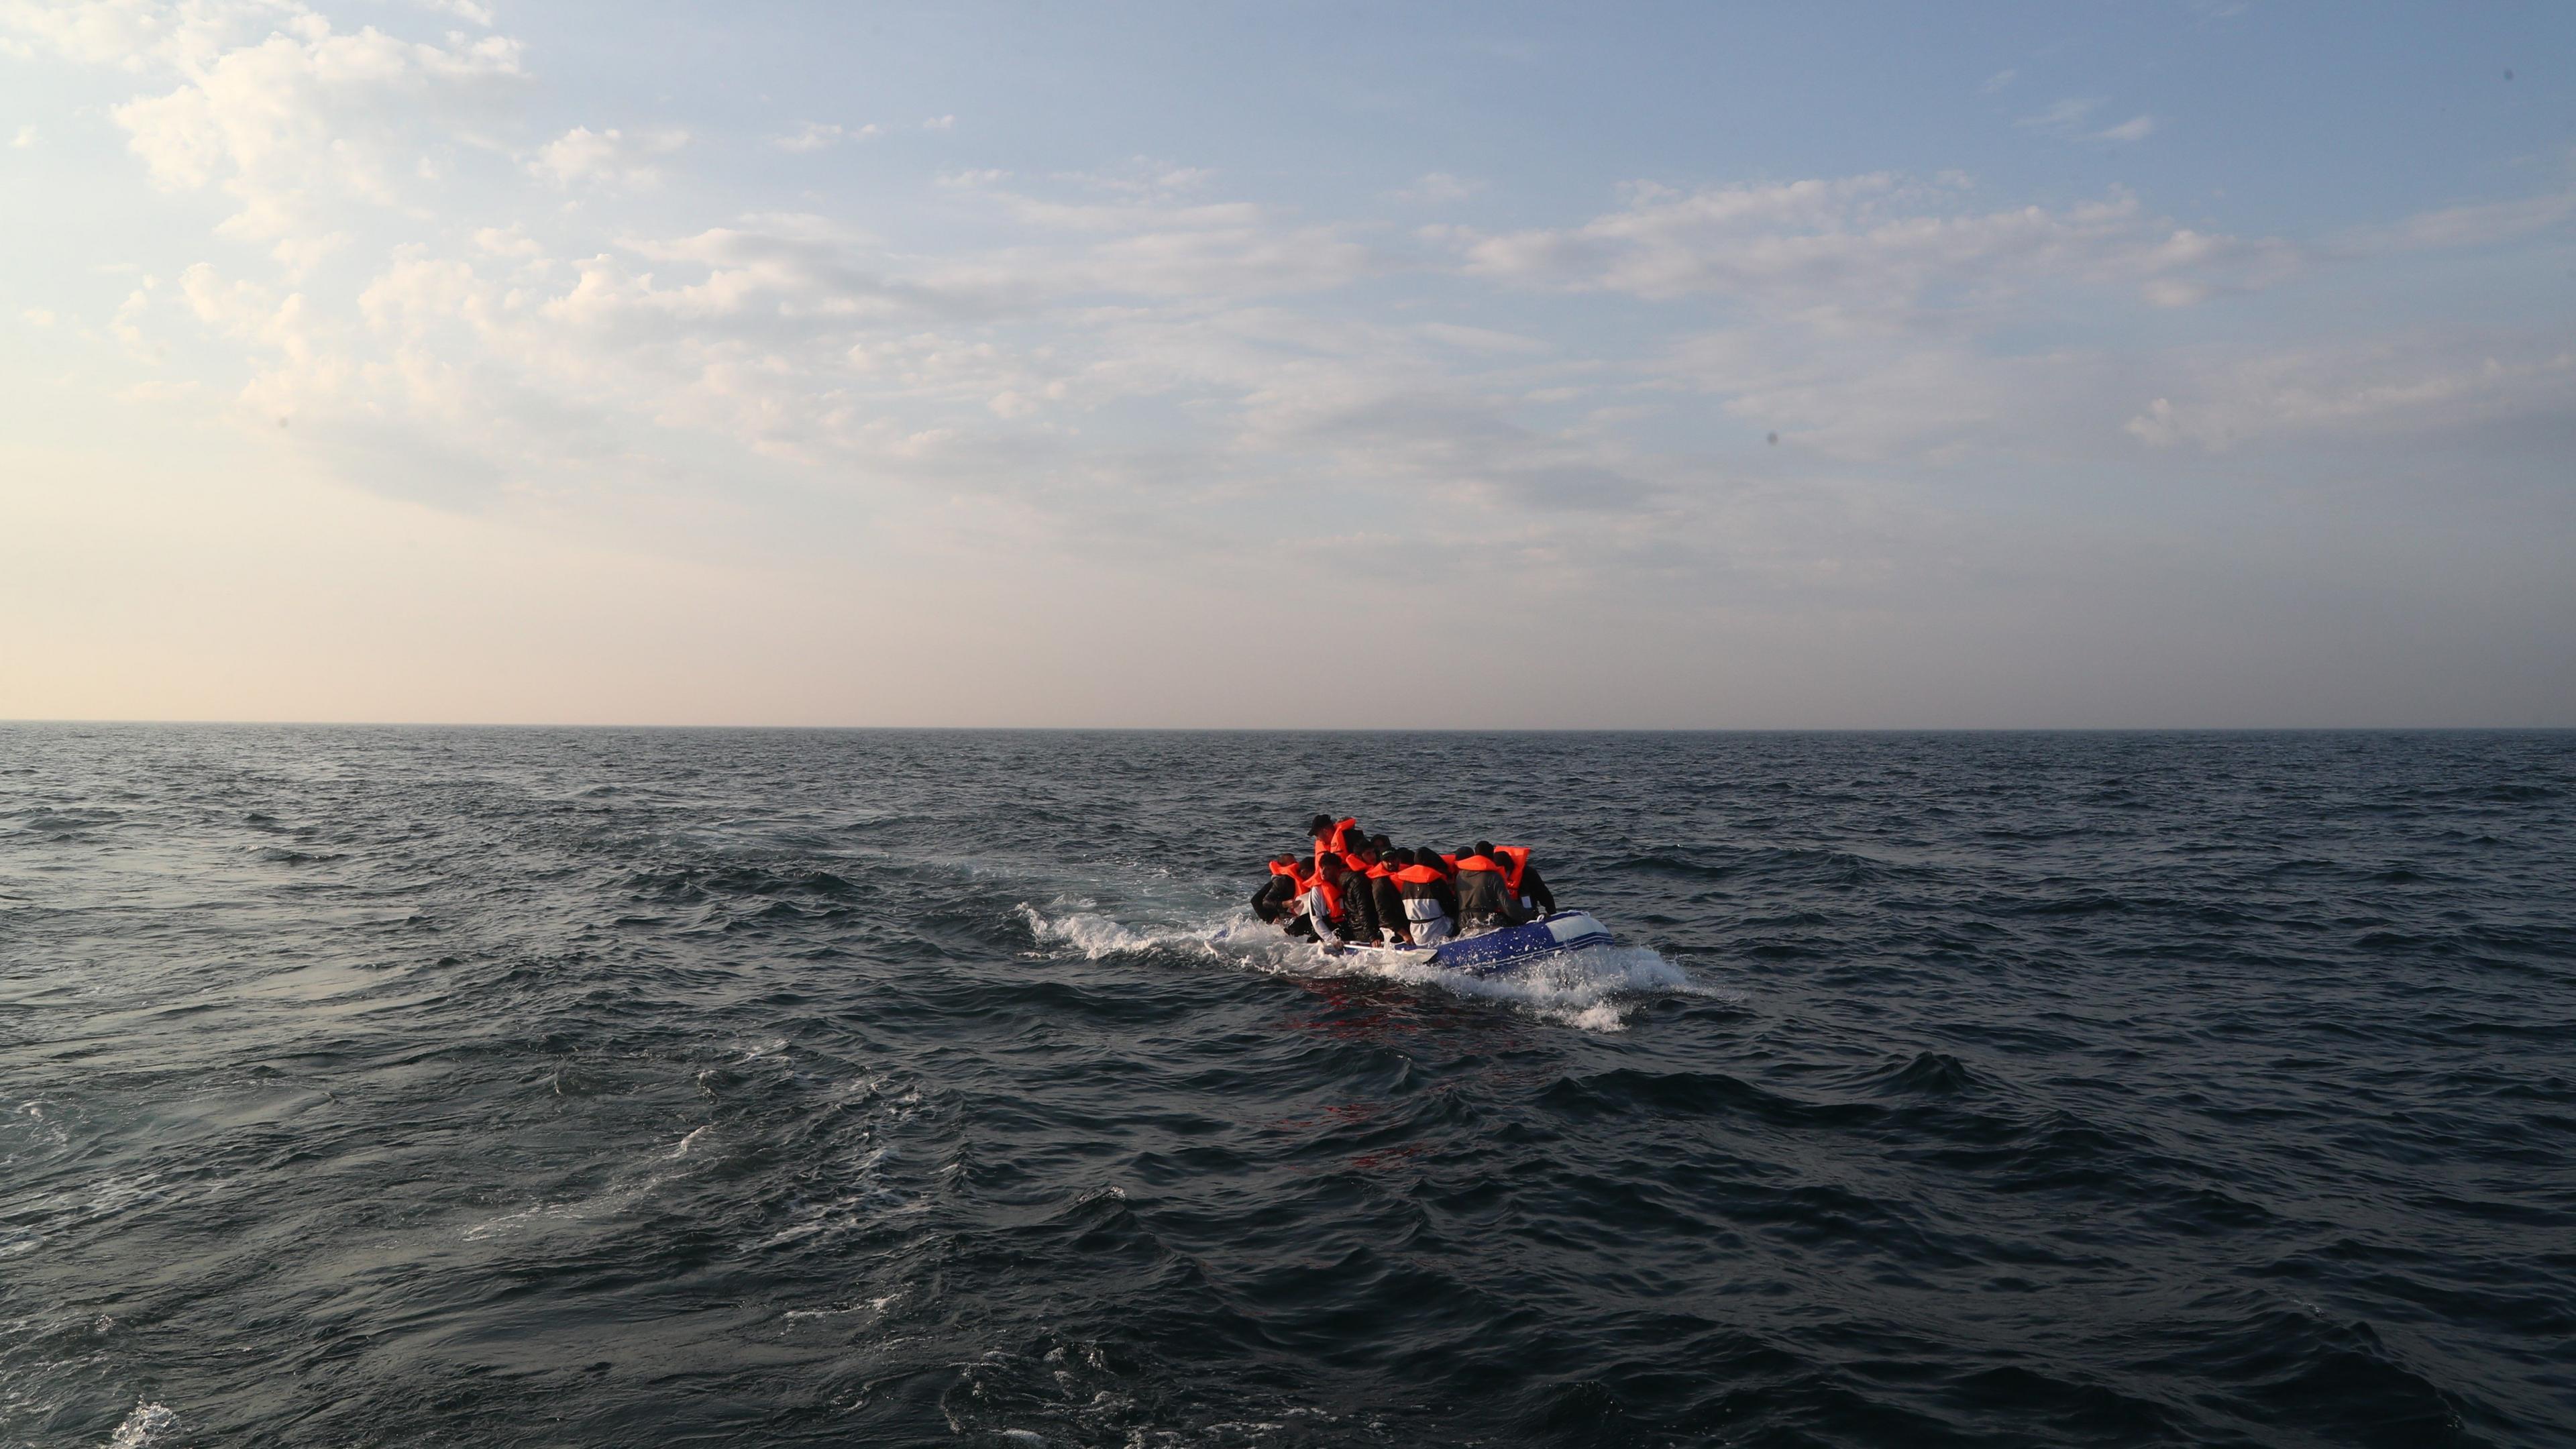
[{"xmin": 3, "ymin": 0, "xmax": 2572, "ymax": 727}]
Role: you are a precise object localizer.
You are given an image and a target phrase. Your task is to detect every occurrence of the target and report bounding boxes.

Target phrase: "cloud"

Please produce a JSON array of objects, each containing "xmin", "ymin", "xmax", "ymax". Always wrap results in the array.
[
  {"xmin": 2125, "ymin": 339, "xmax": 2576, "ymax": 450},
  {"xmin": 1444, "ymin": 170, "xmax": 2300, "ymax": 311},
  {"xmin": 30, "ymin": 0, "xmax": 2576, "ymax": 649},
  {"xmin": 2337, "ymin": 192, "xmax": 2576, "ymax": 254},
  {"xmin": 2015, "ymin": 97, "xmax": 2100, "ymax": 133},
  {"xmin": 10, "ymin": 124, "xmax": 32, "ymax": 148},
  {"xmin": 471, "ymin": 223, "xmax": 542, "ymax": 256},
  {"xmin": 921, "ymin": 114, "xmax": 955, "ymax": 131},
  {"xmin": 772, "ymin": 121, "xmax": 880, "ymax": 152},
  {"xmin": 2018, "ymin": 99, "xmax": 2154, "ymax": 145},
  {"xmin": 1419, "ymin": 322, "xmax": 1547, "ymax": 354},
  {"xmin": 1401, "ymin": 171, "xmax": 1484, "ymax": 203},
  {"xmin": 1982, "ymin": 69, "xmax": 2017, "ymax": 94},
  {"xmin": 30, "ymin": 3, "xmax": 528, "ymax": 268},
  {"xmin": 530, "ymin": 125, "xmax": 688, "ymax": 187}
]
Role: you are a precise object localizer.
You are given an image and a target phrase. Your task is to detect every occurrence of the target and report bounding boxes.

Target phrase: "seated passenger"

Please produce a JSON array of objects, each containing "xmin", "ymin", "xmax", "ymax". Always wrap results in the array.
[
  {"xmin": 1368, "ymin": 850, "xmax": 1409, "ymax": 944},
  {"xmin": 1480, "ymin": 841, "xmax": 1557, "ymax": 915},
  {"xmin": 1252, "ymin": 855, "xmax": 1303, "ymax": 924},
  {"xmin": 1306, "ymin": 855, "xmax": 1379, "ymax": 944},
  {"xmin": 1391, "ymin": 848, "xmax": 1458, "ymax": 945},
  {"xmin": 1452, "ymin": 847, "xmax": 1528, "ymax": 935}
]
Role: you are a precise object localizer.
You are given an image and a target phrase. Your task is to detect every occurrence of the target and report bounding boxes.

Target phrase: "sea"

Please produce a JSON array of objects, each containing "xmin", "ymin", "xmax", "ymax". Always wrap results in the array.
[{"xmin": 1, "ymin": 725, "xmax": 2570, "ymax": 1448}]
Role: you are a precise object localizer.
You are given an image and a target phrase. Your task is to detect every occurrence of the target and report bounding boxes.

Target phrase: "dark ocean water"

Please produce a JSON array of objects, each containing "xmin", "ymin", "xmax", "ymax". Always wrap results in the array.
[{"xmin": 3, "ymin": 727, "xmax": 2572, "ymax": 1449}]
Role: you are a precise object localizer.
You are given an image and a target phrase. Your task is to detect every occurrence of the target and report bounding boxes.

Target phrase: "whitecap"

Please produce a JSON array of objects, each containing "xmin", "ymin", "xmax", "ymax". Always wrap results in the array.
[
  {"xmin": 1018, "ymin": 902, "xmax": 1234, "ymax": 960},
  {"xmin": 462, "ymin": 1202, "xmax": 582, "ymax": 1241},
  {"xmin": 104, "ymin": 1401, "xmax": 179, "ymax": 1449}
]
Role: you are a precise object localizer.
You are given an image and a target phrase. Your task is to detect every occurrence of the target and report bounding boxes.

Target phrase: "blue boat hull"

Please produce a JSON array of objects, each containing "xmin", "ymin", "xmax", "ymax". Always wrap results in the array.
[{"xmin": 1338, "ymin": 910, "xmax": 1613, "ymax": 976}]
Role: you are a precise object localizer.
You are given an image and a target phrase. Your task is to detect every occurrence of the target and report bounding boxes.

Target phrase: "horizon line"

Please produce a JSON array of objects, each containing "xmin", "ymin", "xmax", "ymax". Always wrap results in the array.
[{"xmin": 5, "ymin": 718, "xmax": 2570, "ymax": 734}]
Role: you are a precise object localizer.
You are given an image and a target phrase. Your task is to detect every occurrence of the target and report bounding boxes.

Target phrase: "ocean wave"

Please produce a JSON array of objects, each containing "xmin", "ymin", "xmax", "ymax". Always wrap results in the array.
[{"xmin": 7, "ymin": 724, "xmax": 2573, "ymax": 1446}]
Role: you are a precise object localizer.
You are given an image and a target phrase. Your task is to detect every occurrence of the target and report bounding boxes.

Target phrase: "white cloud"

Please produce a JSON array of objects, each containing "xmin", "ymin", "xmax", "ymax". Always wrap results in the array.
[
  {"xmin": 2125, "ymin": 339, "xmax": 2576, "ymax": 450},
  {"xmin": 1982, "ymin": 69, "xmax": 2017, "ymax": 94},
  {"xmin": 530, "ymin": 125, "xmax": 688, "ymax": 188},
  {"xmin": 471, "ymin": 223, "xmax": 542, "ymax": 256},
  {"xmin": 2339, "ymin": 192, "xmax": 2575, "ymax": 254},
  {"xmin": 1445, "ymin": 171, "xmax": 2298, "ymax": 311},
  {"xmin": 1401, "ymin": 171, "xmax": 1484, "ymax": 203},
  {"xmin": 36, "ymin": 3, "xmax": 527, "ymax": 268},
  {"xmin": 921, "ymin": 114, "xmax": 955, "ymax": 131},
  {"xmin": 2019, "ymin": 99, "xmax": 2154, "ymax": 145},
  {"xmin": 22, "ymin": 307, "xmax": 55, "ymax": 327},
  {"xmin": 772, "ymin": 121, "xmax": 879, "ymax": 152},
  {"xmin": 10, "ymin": 124, "xmax": 32, "ymax": 148},
  {"xmin": 2015, "ymin": 97, "xmax": 2100, "ymax": 133}
]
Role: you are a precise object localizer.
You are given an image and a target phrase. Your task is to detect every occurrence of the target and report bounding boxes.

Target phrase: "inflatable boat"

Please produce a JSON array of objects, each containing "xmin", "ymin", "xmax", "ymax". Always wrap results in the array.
[{"xmin": 1329, "ymin": 910, "xmax": 1613, "ymax": 976}]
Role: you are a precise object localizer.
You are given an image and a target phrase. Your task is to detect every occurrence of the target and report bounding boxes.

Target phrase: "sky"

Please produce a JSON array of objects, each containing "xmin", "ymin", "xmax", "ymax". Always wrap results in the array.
[{"xmin": 2, "ymin": 0, "xmax": 2571, "ymax": 728}]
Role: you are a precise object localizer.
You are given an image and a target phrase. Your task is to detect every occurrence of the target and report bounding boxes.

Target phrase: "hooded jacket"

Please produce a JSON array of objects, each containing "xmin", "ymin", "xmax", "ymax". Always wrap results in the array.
[{"xmin": 1452, "ymin": 855, "xmax": 1527, "ymax": 928}]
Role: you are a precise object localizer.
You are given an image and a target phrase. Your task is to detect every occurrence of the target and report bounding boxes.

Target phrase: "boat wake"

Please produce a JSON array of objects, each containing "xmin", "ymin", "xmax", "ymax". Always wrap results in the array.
[{"xmin": 1019, "ymin": 901, "xmax": 1737, "ymax": 1032}]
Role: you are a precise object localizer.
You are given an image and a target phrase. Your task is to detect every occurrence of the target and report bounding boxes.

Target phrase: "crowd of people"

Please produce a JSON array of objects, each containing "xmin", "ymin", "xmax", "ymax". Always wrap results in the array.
[{"xmin": 1250, "ymin": 814, "xmax": 1558, "ymax": 949}]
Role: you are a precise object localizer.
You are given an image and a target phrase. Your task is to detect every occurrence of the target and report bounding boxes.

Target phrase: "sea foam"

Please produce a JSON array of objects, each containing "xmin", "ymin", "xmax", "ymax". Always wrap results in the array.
[{"xmin": 1020, "ymin": 900, "xmax": 1733, "ymax": 1031}]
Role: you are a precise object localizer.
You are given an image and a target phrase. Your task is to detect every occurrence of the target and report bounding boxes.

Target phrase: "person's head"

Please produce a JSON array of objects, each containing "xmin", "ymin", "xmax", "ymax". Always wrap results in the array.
[
  {"xmin": 1307, "ymin": 814, "xmax": 1334, "ymax": 838},
  {"xmin": 1322, "ymin": 856, "xmax": 1349, "ymax": 879},
  {"xmin": 1369, "ymin": 833, "xmax": 1393, "ymax": 853},
  {"xmin": 1356, "ymin": 846, "xmax": 1380, "ymax": 865},
  {"xmin": 1454, "ymin": 846, "xmax": 1478, "ymax": 863},
  {"xmin": 1390, "ymin": 847, "xmax": 1415, "ymax": 867},
  {"xmin": 1474, "ymin": 840, "xmax": 1495, "ymax": 858}
]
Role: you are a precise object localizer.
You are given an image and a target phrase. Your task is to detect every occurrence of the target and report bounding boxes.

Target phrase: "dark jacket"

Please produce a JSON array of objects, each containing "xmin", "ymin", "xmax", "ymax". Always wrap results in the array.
[
  {"xmin": 1368, "ymin": 872, "xmax": 1407, "ymax": 940},
  {"xmin": 1455, "ymin": 865, "xmax": 1527, "ymax": 929},
  {"xmin": 1326, "ymin": 871, "xmax": 1377, "ymax": 942},
  {"xmin": 1252, "ymin": 873, "xmax": 1299, "ymax": 923},
  {"xmin": 1517, "ymin": 863, "xmax": 1557, "ymax": 915}
]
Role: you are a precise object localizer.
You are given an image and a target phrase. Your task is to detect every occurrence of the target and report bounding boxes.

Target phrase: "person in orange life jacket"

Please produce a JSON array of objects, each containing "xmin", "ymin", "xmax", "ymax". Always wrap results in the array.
[
  {"xmin": 1307, "ymin": 814, "xmax": 1360, "ymax": 868},
  {"xmin": 1281, "ymin": 880, "xmax": 1321, "ymax": 940},
  {"xmin": 1474, "ymin": 839, "xmax": 1556, "ymax": 915},
  {"xmin": 1305, "ymin": 855, "xmax": 1379, "ymax": 944},
  {"xmin": 1364, "ymin": 850, "xmax": 1407, "ymax": 944},
  {"xmin": 1451, "ymin": 847, "xmax": 1527, "ymax": 934},
  {"xmin": 1389, "ymin": 848, "xmax": 1458, "ymax": 945},
  {"xmin": 1252, "ymin": 855, "xmax": 1303, "ymax": 924}
]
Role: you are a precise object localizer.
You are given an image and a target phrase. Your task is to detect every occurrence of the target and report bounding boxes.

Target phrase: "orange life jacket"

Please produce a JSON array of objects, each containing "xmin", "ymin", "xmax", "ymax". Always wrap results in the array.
[
  {"xmin": 1268, "ymin": 859, "xmax": 1302, "ymax": 879},
  {"xmin": 1305, "ymin": 873, "xmax": 1344, "ymax": 920},
  {"xmin": 1491, "ymin": 847, "xmax": 1531, "ymax": 894},
  {"xmin": 1391, "ymin": 864, "xmax": 1444, "ymax": 887},
  {"xmin": 1365, "ymin": 861, "xmax": 1393, "ymax": 880},
  {"xmin": 1454, "ymin": 854, "xmax": 1503, "ymax": 875},
  {"xmin": 1311, "ymin": 818, "xmax": 1357, "ymax": 863}
]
